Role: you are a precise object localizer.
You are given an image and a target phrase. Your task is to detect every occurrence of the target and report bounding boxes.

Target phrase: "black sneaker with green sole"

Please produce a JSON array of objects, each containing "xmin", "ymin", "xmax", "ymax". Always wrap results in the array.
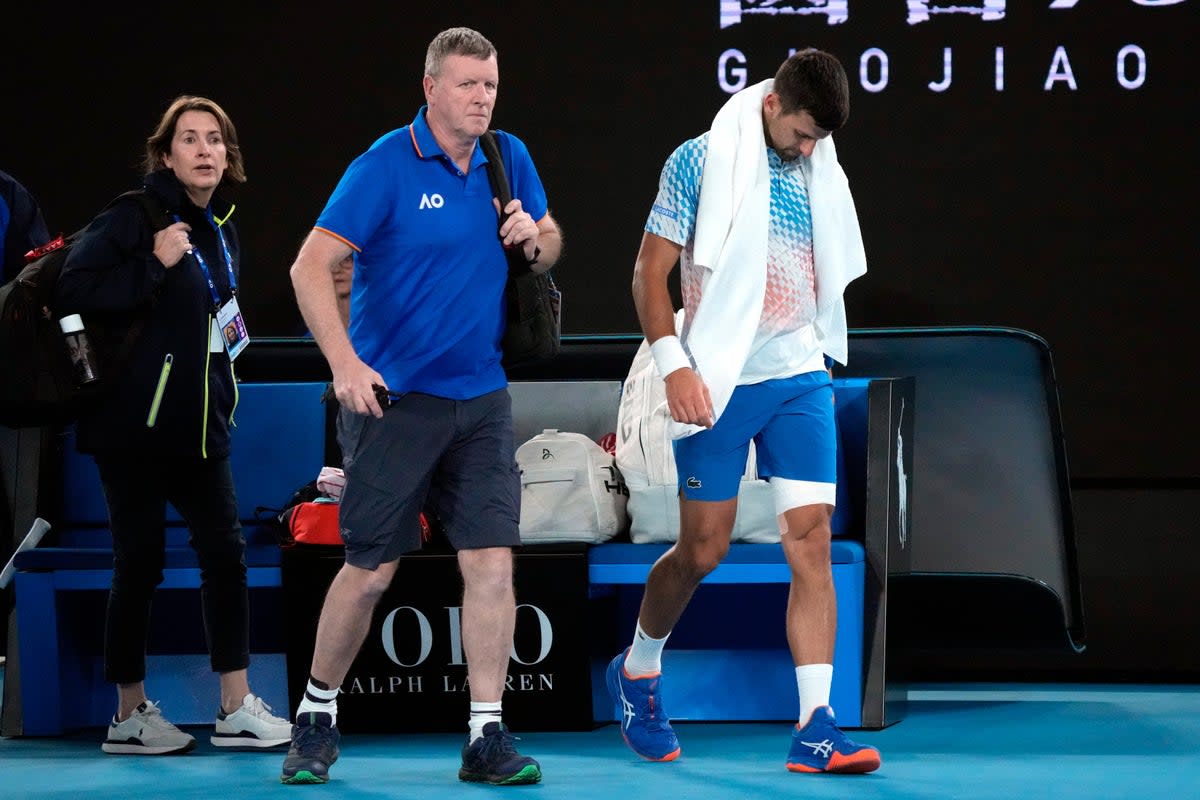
[
  {"xmin": 281, "ymin": 712, "xmax": 340, "ymax": 785},
  {"xmin": 459, "ymin": 721, "xmax": 542, "ymax": 785}
]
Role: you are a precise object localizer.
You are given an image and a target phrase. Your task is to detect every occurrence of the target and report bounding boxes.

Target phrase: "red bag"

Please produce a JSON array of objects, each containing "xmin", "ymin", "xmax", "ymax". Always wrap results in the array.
[
  {"xmin": 277, "ymin": 500, "xmax": 432, "ymax": 547},
  {"xmin": 280, "ymin": 500, "xmax": 342, "ymax": 546}
]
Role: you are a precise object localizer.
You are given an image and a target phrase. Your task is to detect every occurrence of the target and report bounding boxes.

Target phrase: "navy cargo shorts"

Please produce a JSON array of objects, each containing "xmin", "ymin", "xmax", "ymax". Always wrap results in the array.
[{"xmin": 335, "ymin": 388, "xmax": 521, "ymax": 569}]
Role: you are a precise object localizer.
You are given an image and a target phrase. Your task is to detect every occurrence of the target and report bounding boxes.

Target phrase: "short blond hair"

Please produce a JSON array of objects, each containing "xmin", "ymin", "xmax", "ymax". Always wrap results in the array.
[{"xmin": 424, "ymin": 27, "xmax": 496, "ymax": 78}]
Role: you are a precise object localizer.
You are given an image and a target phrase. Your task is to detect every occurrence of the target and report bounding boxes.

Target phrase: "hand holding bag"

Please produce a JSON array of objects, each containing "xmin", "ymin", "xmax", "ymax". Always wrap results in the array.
[{"xmin": 479, "ymin": 131, "xmax": 561, "ymax": 369}]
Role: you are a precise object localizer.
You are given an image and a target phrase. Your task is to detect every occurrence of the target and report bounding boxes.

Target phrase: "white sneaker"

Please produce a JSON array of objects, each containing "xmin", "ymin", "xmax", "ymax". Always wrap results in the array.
[
  {"xmin": 102, "ymin": 701, "xmax": 196, "ymax": 755},
  {"xmin": 211, "ymin": 693, "xmax": 292, "ymax": 748}
]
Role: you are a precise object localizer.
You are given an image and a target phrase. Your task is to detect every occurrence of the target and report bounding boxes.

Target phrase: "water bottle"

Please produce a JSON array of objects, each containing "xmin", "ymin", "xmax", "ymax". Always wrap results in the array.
[{"xmin": 58, "ymin": 314, "xmax": 100, "ymax": 385}]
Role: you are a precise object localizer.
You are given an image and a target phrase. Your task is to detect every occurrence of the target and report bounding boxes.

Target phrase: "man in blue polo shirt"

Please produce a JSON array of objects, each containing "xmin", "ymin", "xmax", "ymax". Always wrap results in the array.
[{"xmin": 281, "ymin": 27, "xmax": 562, "ymax": 787}]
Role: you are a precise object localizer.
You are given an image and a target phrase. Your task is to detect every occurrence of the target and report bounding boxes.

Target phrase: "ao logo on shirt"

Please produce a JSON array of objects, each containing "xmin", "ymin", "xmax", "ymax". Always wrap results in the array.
[{"xmin": 418, "ymin": 192, "xmax": 445, "ymax": 210}]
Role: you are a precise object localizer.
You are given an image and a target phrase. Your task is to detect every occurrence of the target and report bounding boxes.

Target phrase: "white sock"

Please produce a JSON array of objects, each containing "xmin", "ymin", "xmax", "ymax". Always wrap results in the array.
[
  {"xmin": 796, "ymin": 663, "xmax": 833, "ymax": 726},
  {"xmin": 624, "ymin": 622, "xmax": 669, "ymax": 677},
  {"xmin": 469, "ymin": 700, "xmax": 503, "ymax": 743},
  {"xmin": 296, "ymin": 678, "xmax": 340, "ymax": 725}
]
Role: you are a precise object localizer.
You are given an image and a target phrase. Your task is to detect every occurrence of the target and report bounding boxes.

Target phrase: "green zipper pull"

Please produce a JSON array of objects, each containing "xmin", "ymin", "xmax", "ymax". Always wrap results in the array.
[{"xmin": 146, "ymin": 353, "xmax": 174, "ymax": 428}]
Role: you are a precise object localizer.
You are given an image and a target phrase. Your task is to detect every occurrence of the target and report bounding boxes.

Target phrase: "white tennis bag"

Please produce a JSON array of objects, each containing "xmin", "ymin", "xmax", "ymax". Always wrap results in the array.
[
  {"xmin": 516, "ymin": 429, "xmax": 628, "ymax": 544},
  {"xmin": 615, "ymin": 314, "xmax": 779, "ymax": 544}
]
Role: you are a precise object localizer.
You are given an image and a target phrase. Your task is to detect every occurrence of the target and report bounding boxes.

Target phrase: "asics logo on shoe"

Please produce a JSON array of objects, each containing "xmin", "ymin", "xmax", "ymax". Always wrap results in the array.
[
  {"xmin": 618, "ymin": 687, "xmax": 637, "ymax": 730},
  {"xmin": 418, "ymin": 192, "xmax": 445, "ymax": 210},
  {"xmin": 802, "ymin": 739, "xmax": 835, "ymax": 757}
]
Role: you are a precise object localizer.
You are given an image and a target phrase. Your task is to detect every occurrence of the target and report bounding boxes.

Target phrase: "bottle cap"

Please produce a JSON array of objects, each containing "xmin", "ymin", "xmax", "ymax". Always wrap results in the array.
[{"xmin": 58, "ymin": 314, "xmax": 84, "ymax": 334}]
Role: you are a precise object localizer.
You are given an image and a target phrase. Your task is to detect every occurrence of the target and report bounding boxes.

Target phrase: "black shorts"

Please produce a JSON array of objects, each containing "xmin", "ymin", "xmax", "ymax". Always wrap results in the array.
[{"xmin": 336, "ymin": 388, "xmax": 520, "ymax": 569}]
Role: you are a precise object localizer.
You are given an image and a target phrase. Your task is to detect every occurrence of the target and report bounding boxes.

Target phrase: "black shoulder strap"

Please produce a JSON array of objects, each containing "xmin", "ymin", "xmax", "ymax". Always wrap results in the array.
[
  {"xmin": 479, "ymin": 131, "xmax": 512, "ymax": 218},
  {"xmin": 100, "ymin": 190, "xmax": 173, "ymax": 359},
  {"xmin": 106, "ymin": 189, "xmax": 172, "ymax": 233},
  {"xmin": 479, "ymin": 132, "xmax": 530, "ymax": 277}
]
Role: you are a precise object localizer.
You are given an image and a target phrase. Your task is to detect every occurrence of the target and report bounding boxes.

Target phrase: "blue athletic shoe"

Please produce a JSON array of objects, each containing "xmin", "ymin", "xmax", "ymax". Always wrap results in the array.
[
  {"xmin": 606, "ymin": 650, "xmax": 681, "ymax": 762},
  {"xmin": 786, "ymin": 706, "xmax": 881, "ymax": 774}
]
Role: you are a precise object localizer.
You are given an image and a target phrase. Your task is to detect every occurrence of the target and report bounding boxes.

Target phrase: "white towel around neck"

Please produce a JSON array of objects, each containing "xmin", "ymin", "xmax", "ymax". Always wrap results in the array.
[{"xmin": 671, "ymin": 79, "xmax": 867, "ymax": 440}]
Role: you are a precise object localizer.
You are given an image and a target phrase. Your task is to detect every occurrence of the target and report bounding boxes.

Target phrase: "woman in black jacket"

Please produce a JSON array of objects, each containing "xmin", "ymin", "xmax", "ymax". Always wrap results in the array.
[{"xmin": 57, "ymin": 95, "xmax": 291, "ymax": 755}]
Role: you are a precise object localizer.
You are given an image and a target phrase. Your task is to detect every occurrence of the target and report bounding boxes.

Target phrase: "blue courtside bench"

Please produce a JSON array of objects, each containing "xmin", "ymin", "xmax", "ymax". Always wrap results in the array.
[
  {"xmin": 588, "ymin": 541, "xmax": 868, "ymax": 724},
  {"xmin": 6, "ymin": 369, "xmax": 911, "ymax": 735}
]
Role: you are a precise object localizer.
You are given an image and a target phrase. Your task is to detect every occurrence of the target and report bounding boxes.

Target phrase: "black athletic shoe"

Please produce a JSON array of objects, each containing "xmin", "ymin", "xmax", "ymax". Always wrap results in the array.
[
  {"xmin": 458, "ymin": 721, "xmax": 542, "ymax": 785},
  {"xmin": 280, "ymin": 712, "xmax": 340, "ymax": 785}
]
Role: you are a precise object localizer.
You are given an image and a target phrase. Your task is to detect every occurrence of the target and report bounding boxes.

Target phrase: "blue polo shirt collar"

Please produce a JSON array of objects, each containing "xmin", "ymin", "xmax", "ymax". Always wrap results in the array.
[{"xmin": 409, "ymin": 106, "xmax": 489, "ymax": 172}]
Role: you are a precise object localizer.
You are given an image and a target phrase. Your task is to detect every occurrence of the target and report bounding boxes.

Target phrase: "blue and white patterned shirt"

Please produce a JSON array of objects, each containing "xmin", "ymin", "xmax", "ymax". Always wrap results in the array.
[{"xmin": 645, "ymin": 132, "xmax": 825, "ymax": 383}]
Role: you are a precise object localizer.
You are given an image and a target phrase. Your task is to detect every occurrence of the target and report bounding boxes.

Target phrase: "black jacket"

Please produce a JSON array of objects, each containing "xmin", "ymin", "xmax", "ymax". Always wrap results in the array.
[
  {"xmin": 56, "ymin": 169, "xmax": 241, "ymax": 458},
  {"xmin": 1, "ymin": 169, "xmax": 51, "ymax": 282}
]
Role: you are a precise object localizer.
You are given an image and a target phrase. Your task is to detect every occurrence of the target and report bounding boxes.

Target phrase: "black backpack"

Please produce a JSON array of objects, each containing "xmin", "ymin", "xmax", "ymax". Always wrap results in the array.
[{"xmin": 0, "ymin": 190, "xmax": 169, "ymax": 429}]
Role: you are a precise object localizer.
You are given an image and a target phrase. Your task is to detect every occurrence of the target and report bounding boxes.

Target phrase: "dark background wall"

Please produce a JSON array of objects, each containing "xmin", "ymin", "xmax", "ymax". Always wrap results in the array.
[{"xmin": 3, "ymin": 1, "xmax": 1196, "ymax": 678}]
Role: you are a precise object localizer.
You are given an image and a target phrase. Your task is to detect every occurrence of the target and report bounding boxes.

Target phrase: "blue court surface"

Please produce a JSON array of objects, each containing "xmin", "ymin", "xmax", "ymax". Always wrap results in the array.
[{"xmin": 3, "ymin": 679, "xmax": 1199, "ymax": 799}]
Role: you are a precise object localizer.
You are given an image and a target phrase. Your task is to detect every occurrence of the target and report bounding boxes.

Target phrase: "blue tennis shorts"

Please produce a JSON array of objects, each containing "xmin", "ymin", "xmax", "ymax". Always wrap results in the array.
[
  {"xmin": 673, "ymin": 371, "xmax": 836, "ymax": 509},
  {"xmin": 336, "ymin": 388, "xmax": 521, "ymax": 569}
]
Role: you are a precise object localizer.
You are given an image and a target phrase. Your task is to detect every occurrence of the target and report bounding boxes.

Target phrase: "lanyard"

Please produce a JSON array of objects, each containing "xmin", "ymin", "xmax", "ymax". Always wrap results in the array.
[{"xmin": 175, "ymin": 211, "xmax": 237, "ymax": 311}]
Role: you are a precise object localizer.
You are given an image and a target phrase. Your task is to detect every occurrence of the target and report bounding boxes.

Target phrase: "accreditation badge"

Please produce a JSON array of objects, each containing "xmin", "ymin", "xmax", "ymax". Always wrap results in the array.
[{"xmin": 216, "ymin": 296, "xmax": 249, "ymax": 361}]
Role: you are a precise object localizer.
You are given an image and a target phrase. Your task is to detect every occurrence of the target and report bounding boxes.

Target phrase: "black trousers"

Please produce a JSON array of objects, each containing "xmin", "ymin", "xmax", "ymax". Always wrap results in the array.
[{"xmin": 94, "ymin": 452, "xmax": 249, "ymax": 684}]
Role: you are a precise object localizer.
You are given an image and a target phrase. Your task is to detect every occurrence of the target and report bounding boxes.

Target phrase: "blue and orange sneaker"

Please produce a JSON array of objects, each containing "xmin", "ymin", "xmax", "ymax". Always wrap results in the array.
[
  {"xmin": 605, "ymin": 650, "xmax": 681, "ymax": 762},
  {"xmin": 786, "ymin": 706, "xmax": 881, "ymax": 774}
]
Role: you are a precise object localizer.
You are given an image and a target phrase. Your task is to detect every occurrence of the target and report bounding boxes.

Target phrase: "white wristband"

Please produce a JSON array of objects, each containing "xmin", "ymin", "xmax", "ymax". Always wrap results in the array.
[{"xmin": 650, "ymin": 335, "xmax": 692, "ymax": 378}]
